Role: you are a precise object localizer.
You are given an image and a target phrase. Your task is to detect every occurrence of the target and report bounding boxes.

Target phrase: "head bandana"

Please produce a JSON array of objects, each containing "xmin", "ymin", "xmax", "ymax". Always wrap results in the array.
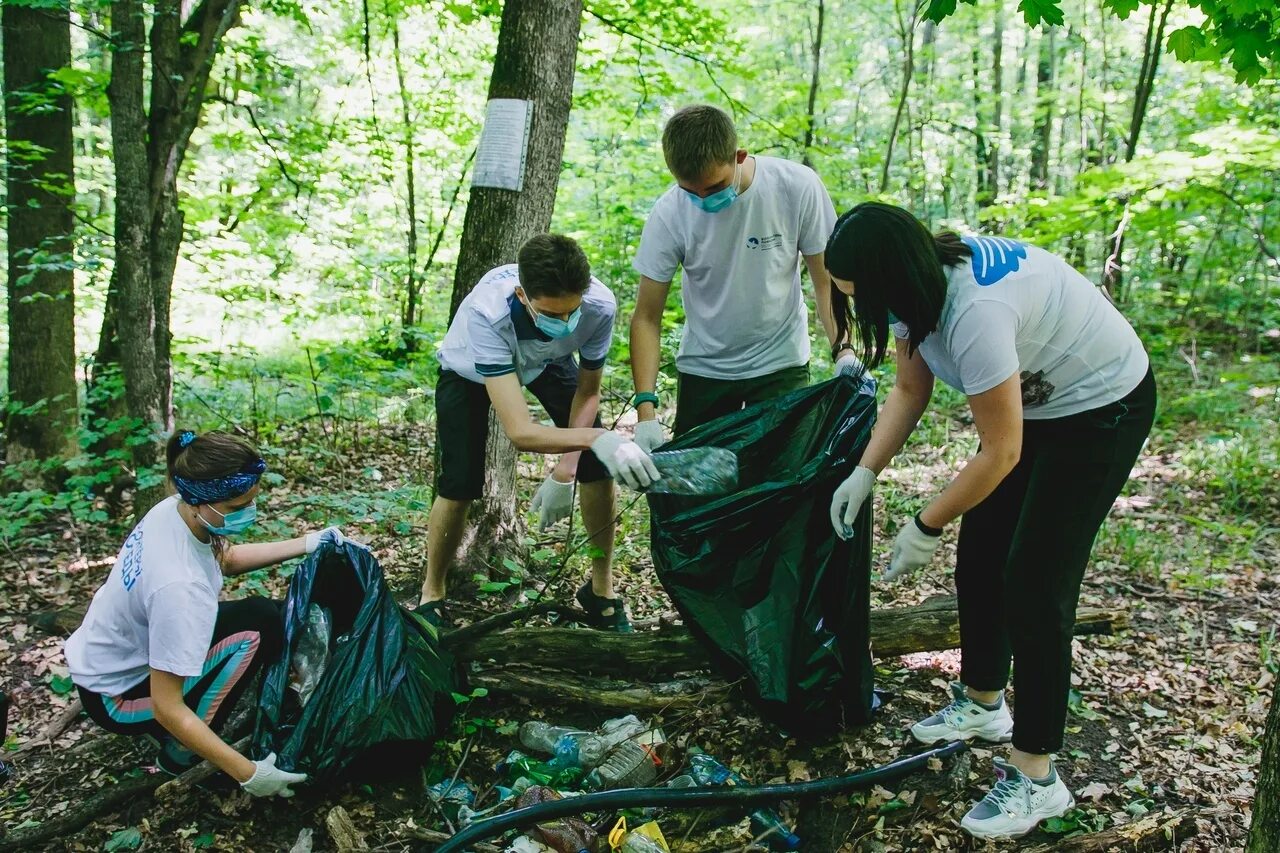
[{"xmin": 173, "ymin": 458, "xmax": 267, "ymax": 506}]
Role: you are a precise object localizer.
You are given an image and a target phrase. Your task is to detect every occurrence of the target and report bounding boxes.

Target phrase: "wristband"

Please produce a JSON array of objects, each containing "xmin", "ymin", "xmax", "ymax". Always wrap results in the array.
[
  {"xmin": 831, "ymin": 342, "xmax": 856, "ymax": 362},
  {"xmin": 914, "ymin": 512, "xmax": 944, "ymax": 537},
  {"xmin": 634, "ymin": 391, "xmax": 659, "ymax": 408}
]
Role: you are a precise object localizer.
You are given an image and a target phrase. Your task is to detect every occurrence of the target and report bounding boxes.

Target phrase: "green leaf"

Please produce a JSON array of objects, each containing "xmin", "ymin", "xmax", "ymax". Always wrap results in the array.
[
  {"xmin": 192, "ymin": 832, "xmax": 217, "ymax": 849},
  {"xmin": 1166, "ymin": 26, "xmax": 1205, "ymax": 61},
  {"xmin": 1018, "ymin": 0, "xmax": 1065, "ymax": 26},
  {"xmin": 1102, "ymin": 0, "xmax": 1141, "ymax": 19},
  {"xmin": 923, "ymin": 0, "xmax": 959, "ymax": 22},
  {"xmin": 104, "ymin": 827, "xmax": 144, "ymax": 852},
  {"xmin": 47, "ymin": 673, "xmax": 74, "ymax": 696}
]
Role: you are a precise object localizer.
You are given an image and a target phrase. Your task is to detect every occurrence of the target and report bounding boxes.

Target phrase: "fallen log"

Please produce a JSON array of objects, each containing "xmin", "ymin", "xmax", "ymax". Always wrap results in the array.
[
  {"xmin": 1024, "ymin": 808, "xmax": 1197, "ymax": 852},
  {"xmin": 0, "ymin": 772, "xmax": 162, "ymax": 852},
  {"xmin": 468, "ymin": 671, "xmax": 730, "ymax": 713},
  {"xmin": 452, "ymin": 595, "xmax": 1126, "ymax": 680}
]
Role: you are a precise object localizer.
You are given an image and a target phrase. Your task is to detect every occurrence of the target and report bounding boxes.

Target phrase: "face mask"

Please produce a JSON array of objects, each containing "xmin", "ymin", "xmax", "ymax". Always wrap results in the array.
[
  {"xmin": 888, "ymin": 310, "xmax": 901, "ymax": 325},
  {"xmin": 685, "ymin": 160, "xmax": 741, "ymax": 213},
  {"xmin": 527, "ymin": 302, "xmax": 582, "ymax": 339},
  {"xmin": 201, "ymin": 502, "xmax": 257, "ymax": 536}
]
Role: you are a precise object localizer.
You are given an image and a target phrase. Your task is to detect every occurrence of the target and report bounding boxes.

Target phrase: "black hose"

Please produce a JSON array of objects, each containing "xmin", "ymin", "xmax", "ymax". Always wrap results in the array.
[{"xmin": 433, "ymin": 740, "xmax": 966, "ymax": 852}]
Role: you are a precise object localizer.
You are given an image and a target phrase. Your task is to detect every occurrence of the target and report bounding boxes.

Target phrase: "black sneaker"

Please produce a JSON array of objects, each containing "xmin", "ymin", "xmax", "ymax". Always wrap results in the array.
[
  {"xmin": 156, "ymin": 737, "xmax": 202, "ymax": 776},
  {"xmin": 575, "ymin": 582, "xmax": 633, "ymax": 633},
  {"xmin": 412, "ymin": 600, "xmax": 447, "ymax": 628}
]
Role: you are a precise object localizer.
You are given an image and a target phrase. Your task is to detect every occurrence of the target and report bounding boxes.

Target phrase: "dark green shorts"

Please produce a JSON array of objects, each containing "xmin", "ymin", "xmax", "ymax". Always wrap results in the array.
[{"xmin": 673, "ymin": 364, "xmax": 810, "ymax": 437}]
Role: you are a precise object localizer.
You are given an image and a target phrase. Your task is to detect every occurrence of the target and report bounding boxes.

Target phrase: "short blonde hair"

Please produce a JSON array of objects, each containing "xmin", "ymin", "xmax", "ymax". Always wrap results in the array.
[{"xmin": 661, "ymin": 105, "xmax": 737, "ymax": 182}]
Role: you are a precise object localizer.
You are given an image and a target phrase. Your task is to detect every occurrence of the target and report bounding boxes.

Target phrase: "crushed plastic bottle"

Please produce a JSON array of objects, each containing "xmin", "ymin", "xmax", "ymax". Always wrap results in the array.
[
  {"xmin": 583, "ymin": 728, "xmax": 667, "ymax": 791},
  {"xmin": 647, "ymin": 447, "xmax": 738, "ymax": 495},
  {"xmin": 687, "ymin": 750, "xmax": 801, "ymax": 850},
  {"xmin": 498, "ymin": 750, "xmax": 584, "ymax": 789},
  {"xmin": 288, "ymin": 603, "xmax": 331, "ymax": 707},
  {"xmin": 506, "ymin": 837, "xmax": 555, "ymax": 853},
  {"xmin": 519, "ymin": 715, "xmax": 651, "ymax": 770},
  {"xmin": 618, "ymin": 821, "xmax": 671, "ymax": 853},
  {"xmin": 427, "ymin": 778, "xmax": 475, "ymax": 823}
]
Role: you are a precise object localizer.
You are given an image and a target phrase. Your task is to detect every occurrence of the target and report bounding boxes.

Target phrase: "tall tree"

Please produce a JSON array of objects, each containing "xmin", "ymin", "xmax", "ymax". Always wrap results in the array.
[
  {"xmin": 3, "ymin": 1, "xmax": 79, "ymax": 470},
  {"xmin": 801, "ymin": 0, "xmax": 825, "ymax": 170},
  {"xmin": 1030, "ymin": 27, "xmax": 1056, "ymax": 191},
  {"xmin": 1249, "ymin": 679, "xmax": 1280, "ymax": 852},
  {"xmin": 390, "ymin": 16, "xmax": 422, "ymax": 347},
  {"xmin": 445, "ymin": 0, "xmax": 583, "ymax": 566},
  {"xmin": 98, "ymin": 0, "xmax": 243, "ymax": 515},
  {"xmin": 880, "ymin": 0, "xmax": 925, "ymax": 193}
]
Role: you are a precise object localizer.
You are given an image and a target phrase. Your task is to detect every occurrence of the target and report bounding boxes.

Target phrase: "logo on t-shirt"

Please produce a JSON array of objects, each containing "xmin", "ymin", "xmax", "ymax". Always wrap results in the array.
[
  {"xmin": 963, "ymin": 236, "xmax": 1028, "ymax": 286},
  {"xmin": 746, "ymin": 233, "xmax": 784, "ymax": 251},
  {"xmin": 120, "ymin": 528, "xmax": 144, "ymax": 591},
  {"xmin": 1020, "ymin": 370, "xmax": 1055, "ymax": 407}
]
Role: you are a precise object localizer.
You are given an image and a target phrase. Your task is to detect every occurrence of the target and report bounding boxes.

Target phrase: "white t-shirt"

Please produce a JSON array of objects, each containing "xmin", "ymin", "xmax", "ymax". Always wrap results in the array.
[
  {"xmin": 633, "ymin": 156, "xmax": 837, "ymax": 380},
  {"xmin": 436, "ymin": 264, "xmax": 616, "ymax": 386},
  {"xmin": 66, "ymin": 495, "xmax": 224, "ymax": 696},
  {"xmin": 892, "ymin": 236, "xmax": 1149, "ymax": 419}
]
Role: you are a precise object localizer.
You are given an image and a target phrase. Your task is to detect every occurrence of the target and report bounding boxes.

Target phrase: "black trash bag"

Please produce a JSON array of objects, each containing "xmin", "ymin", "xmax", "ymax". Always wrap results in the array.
[
  {"xmin": 648, "ymin": 375, "xmax": 878, "ymax": 734},
  {"xmin": 252, "ymin": 541, "xmax": 457, "ymax": 779}
]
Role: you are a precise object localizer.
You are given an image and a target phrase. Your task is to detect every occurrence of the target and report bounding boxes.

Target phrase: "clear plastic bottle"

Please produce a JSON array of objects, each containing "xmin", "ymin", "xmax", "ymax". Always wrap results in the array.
[
  {"xmin": 583, "ymin": 727, "xmax": 667, "ymax": 791},
  {"xmin": 647, "ymin": 448, "xmax": 738, "ymax": 495},
  {"xmin": 289, "ymin": 603, "xmax": 331, "ymax": 706},
  {"xmin": 687, "ymin": 751, "xmax": 801, "ymax": 850}
]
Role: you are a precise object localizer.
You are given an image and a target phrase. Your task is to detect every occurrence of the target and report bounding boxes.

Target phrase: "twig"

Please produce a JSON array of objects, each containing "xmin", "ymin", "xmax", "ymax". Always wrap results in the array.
[
  {"xmin": 11, "ymin": 698, "xmax": 84, "ymax": 756},
  {"xmin": 155, "ymin": 734, "xmax": 251, "ymax": 799}
]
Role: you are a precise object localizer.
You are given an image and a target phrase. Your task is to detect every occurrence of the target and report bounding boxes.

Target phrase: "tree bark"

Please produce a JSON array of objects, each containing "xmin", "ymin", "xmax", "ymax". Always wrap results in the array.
[
  {"xmin": 1030, "ymin": 27, "xmax": 1055, "ymax": 191},
  {"xmin": 801, "ymin": 0, "xmax": 824, "ymax": 170},
  {"xmin": 444, "ymin": 0, "xmax": 583, "ymax": 570},
  {"xmin": 1247, "ymin": 678, "xmax": 1280, "ymax": 852},
  {"xmin": 879, "ymin": 0, "xmax": 921, "ymax": 194},
  {"xmin": 3, "ymin": 1, "xmax": 79, "ymax": 470},
  {"xmin": 391, "ymin": 18, "xmax": 422, "ymax": 347}
]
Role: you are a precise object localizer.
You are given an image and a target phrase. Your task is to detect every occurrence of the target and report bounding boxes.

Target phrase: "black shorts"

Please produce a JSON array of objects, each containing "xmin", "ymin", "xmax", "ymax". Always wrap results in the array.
[{"xmin": 435, "ymin": 361, "xmax": 609, "ymax": 501}]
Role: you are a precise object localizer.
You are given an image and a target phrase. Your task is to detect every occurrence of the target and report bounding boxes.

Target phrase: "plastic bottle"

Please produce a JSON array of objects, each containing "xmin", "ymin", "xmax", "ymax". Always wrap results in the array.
[
  {"xmin": 583, "ymin": 736, "xmax": 664, "ymax": 790},
  {"xmin": 520, "ymin": 715, "xmax": 649, "ymax": 770},
  {"xmin": 519, "ymin": 722, "xmax": 592, "ymax": 762},
  {"xmin": 687, "ymin": 751, "xmax": 800, "ymax": 850},
  {"xmin": 289, "ymin": 603, "xmax": 332, "ymax": 706},
  {"xmin": 620, "ymin": 833, "xmax": 668, "ymax": 853},
  {"xmin": 647, "ymin": 448, "xmax": 739, "ymax": 495}
]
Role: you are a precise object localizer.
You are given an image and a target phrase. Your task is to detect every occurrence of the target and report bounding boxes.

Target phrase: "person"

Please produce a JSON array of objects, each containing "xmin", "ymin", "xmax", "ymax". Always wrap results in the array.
[
  {"xmin": 416, "ymin": 233, "xmax": 658, "ymax": 632},
  {"xmin": 824, "ymin": 202, "xmax": 1155, "ymax": 840},
  {"xmin": 65, "ymin": 430, "xmax": 349, "ymax": 797},
  {"xmin": 629, "ymin": 104, "xmax": 854, "ymax": 449}
]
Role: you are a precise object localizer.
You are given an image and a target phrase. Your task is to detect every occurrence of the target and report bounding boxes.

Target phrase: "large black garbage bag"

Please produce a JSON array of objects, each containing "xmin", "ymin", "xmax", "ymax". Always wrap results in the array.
[
  {"xmin": 252, "ymin": 541, "xmax": 457, "ymax": 778},
  {"xmin": 648, "ymin": 375, "xmax": 878, "ymax": 734}
]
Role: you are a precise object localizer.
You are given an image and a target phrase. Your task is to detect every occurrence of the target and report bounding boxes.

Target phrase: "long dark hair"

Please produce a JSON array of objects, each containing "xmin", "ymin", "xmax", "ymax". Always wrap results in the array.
[{"xmin": 825, "ymin": 202, "xmax": 972, "ymax": 368}]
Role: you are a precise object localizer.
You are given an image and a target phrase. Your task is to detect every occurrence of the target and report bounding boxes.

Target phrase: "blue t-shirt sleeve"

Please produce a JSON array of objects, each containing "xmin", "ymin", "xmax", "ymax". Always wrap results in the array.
[{"xmin": 466, "ymin": 305, "xmax": 517, "ymax": 378}]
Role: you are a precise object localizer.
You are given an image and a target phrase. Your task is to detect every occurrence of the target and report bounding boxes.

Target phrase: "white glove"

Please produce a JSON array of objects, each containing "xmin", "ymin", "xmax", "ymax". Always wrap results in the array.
[
  {"xmin": 305, "ymin": 526, "xmax": 366, "ymax": 554},
  {"xmin": 530, "ymin": 475, "xmax": 574, "ymax": 531},
  {"xmin": 591, "ymin": 431, "xmax": 660, "ymax": 490},
  {"xmin": 835, "ymin": 351, "xmax": 864, "ymax": 378},
  {"xmin": 633, "ymin": 418, "xmax": 669, "ymax": 454},
  {"xmin": 241, "ymin": 752, "xmax": 307, "ymax": 798},
  {"xmin": 829, "ymin": 466, "xmax": 876, "ymax": 540},
  {"xmin": 884, "ymin": 517, "xmax": 942, "ymax": 581}
]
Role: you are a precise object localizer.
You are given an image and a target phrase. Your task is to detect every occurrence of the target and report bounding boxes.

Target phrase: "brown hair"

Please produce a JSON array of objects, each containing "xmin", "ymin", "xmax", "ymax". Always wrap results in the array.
[
  {"xmin": 166, "ymin": 430, "xmax": 262, "ymax": 494},
  {"xmin": 517, "ymin": 234, "xmax": 591, "ymax": 298},
  {"xmin": 661, "ymin": 105, "xmax": 738, "ymax": 182}
]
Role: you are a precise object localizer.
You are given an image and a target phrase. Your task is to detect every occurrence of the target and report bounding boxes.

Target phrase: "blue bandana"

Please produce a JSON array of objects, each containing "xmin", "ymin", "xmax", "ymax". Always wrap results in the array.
[{"xmin": 173, "ymin": 458, "xmax": 267, "ymax": 506}]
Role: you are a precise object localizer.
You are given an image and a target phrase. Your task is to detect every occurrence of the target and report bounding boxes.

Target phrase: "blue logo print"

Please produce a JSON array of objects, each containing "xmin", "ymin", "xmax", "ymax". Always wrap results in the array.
[
  {"xmin": 119, "ymin": 528, "xmax": 144, "ymax": 591},
  {"xmin": 963, "ymin": 236, "xmax": 1027, "ymax": 286}
]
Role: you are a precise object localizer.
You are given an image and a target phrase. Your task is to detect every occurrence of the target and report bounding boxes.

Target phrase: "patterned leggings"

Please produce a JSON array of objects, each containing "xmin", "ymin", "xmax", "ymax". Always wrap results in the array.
[{"xmin": 79, "ymin": 597, "xmax": 283, "ymax": 737}]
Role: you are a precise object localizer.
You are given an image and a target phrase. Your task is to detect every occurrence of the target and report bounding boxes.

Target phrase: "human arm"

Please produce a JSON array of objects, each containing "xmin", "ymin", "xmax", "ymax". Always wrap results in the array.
[
  {"xmin": 485, "ymin": 372, "xmax": 604, "ymax": 454},
  {"xmin": 150, "ymin": 668, "xmax": 256, "ymax": 781},
  {"xmin": 804, "ymin": 252, "xmax": 838, "ymax": 348},
  {"xmin": 630, "ymin": 275, "xmax": 670, "ymax": 425},
  {"xmin": 551, "ymin": 366, "xmax": 604, "ymax": 481},
  {"xmin": 220, "ymin": 538, "xmax": 306, "ymax": 575}
]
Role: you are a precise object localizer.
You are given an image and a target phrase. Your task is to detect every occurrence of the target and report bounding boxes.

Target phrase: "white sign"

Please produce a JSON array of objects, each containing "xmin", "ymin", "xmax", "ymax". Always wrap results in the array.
[{"xmin": 472, "ymin": 98, "xmax": 533, "ymax": 191}]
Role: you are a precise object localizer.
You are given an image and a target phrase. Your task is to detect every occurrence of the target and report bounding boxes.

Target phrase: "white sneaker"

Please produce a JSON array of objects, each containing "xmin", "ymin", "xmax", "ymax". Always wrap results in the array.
[
  {"xmin": 910, "ymin": 681, "xmax": 1014, "ymax": 744},
  {"xmin": 960, "ymin": 757, "xmax": 1075, "ymax": 839}
]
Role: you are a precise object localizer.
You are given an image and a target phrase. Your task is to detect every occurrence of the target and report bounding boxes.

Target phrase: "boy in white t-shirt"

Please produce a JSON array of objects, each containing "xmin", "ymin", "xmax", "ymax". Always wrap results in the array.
[
  {"xmin": 416, "ymin": 234, "xmax": 658, "ymax": 632},
  {"xmin": 629, "ymin": 104, "xmax": 854, "ymax": 448}
]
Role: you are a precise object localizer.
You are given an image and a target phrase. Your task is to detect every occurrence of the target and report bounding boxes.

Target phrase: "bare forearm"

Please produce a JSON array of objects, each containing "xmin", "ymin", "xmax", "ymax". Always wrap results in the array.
[
  {"xmin": 156, "ymin": 705, "xmax": 254, "ymax": 782},
  {"xmin": 510, "ymin": 424, "xmax": 605, "ymax": 455},
  {"xmin": 630, "ymin": 313, "xmax": 662, "ymax": 421},
  {"xmin": 860, "ymin": 386, "xmax": 931, "ymax": 473},
  {"xmin": 556, "ymin": 388, "xmax": 602, "ymax": 477},
  {"xmin": 222, "ymin": 539, "xmax": 307, "ymax": 575},
  {"xmin": 920, "ymin": 449, "xmax": 1018, "ymax": 529}
]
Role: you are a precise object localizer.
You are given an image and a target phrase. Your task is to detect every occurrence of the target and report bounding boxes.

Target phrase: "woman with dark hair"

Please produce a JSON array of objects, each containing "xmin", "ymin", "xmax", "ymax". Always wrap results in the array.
[
  {"xmin": 66, "ymin": 430, "xmax": 349, "ymax": 797},
  {"xmin": 825, "ymin": 202, "xmax": 1155, "ymax": 839}
]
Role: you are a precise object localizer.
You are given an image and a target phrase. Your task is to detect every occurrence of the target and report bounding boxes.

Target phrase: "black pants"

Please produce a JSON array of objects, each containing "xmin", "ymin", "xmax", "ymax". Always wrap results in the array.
[
  {"xmin": 79, "ymin": 597, "xmax": 283, "ymax": 738},
  {"xmin": 434, "ymin": 362, "xmax": 609, "ymax": 500},
  {"xmin": 956, "ymin": 368, "xmax": 1156, "ymax": 754},
  {"xmin": 673, "ymin": 364, "xmax": 810, "ymax": 437}
]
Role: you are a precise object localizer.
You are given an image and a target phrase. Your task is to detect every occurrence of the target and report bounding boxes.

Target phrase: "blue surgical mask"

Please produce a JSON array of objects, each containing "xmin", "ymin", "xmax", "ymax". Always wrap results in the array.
[
  {"xmin": 888, "ymin": 310, "xmax": 901, "ymax": 324},
  {"xmin": 528, "ymin": 303, "xmax": 582, "ymax": 339},
  {"xmin": 685, "ymin": 160, "xmax": 741, "ymax": 213},
  {"xmin": 202, "ymin": 502, "xmax": 257, "ymax": 536}
]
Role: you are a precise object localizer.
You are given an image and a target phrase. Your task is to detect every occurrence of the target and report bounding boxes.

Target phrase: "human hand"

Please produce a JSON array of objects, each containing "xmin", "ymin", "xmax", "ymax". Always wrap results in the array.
[
  {"xmin": 240, "ymin": 752, "xmax": 307, "ymax": 798},
  {"xmin": 884, "ymin": 517, "xmax": 942, "ymax": 581},
  {"xmin": 591, "ymin": 432, "xmax": 661, "ymax": 490},
  {"xmin": 530, "ymin": 474, "xmax": 574, "ymax": 531},
  {"xmin": 632, "ymin": 418, "xmax": 670, "ymax": 454},
  {"xmin": 829, "ymin": 466, "xmax": 876, "ymax": 540}
]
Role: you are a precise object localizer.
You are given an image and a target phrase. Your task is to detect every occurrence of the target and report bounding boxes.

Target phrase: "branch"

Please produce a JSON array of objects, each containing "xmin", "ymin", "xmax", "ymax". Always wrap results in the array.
[{"xmin": 209, "ymin": 94, "xmax": 304, "ymax": 198}]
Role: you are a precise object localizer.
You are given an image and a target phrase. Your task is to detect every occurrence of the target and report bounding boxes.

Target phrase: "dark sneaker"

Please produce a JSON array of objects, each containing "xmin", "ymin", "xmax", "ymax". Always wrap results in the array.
[
  {"xmin": 575, "ymin": 582, "xmax": 633, "ymax": 633},
  {"xmin": 156, "ymin": 737, "xmax": 202, "ymax": 776},
  {"xmin": 412, "ymin": 600, "xmax": 447, "ymax": 628}
]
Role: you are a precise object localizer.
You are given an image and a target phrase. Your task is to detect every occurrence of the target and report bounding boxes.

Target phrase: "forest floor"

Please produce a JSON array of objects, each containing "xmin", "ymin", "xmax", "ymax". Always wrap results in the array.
[{"xmin": 1, "ymin": 348, "xmax": 1276, "ymax": 852}]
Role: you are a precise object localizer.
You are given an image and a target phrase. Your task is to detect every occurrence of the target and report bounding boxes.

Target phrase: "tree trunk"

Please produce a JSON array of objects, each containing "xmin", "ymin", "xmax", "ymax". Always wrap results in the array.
[
  {"xmin": 879, "ymin": 0, "xmax": 920, "ymax": 194},
  {"xmin": 1030, "ymin": 27, "xmax": 1055, "ymax": 191},
  {"xmin": 977, "ymin": 0, "xmax": 1003, "ymax": 206},
  {"xmin": 3, "ymin": 1, "xmax": 79, "ymax": 471},
  {"xmin": 1248, "ymin": 678, "xmax": 1280, "ymax": 852},
  {"xmin": 1103, "ymin": 0, "xmax": 1173, "ymax": 295},
  {"xmin": 391, "ymin": 18, "xmax": 422, "ymax": 348},
  {"xmin": 445, "ymin": 0, "xmax": 583, "ymax": 570},
  {"xmin": 801, "ymin": 0, "xmax": 824, "ymax": 170}
]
